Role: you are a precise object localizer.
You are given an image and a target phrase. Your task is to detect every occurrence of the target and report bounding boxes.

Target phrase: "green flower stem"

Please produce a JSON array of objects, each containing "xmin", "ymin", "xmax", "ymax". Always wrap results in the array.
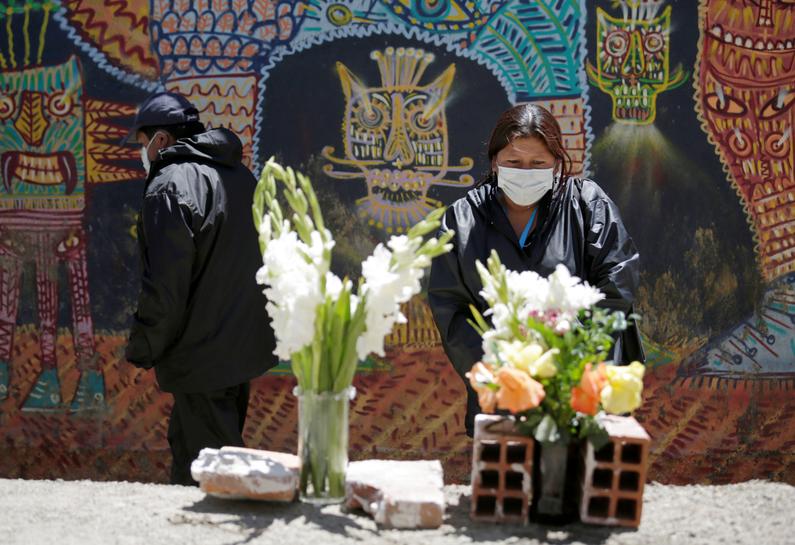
[
  {"xmin": 298, "ymin": 388, "xmax": 350, "ymax": 501},
  {"xmin": 327, "ymin": 399, "xmax": 346, "ymax": 497},
  {"xmin": 332, "ymin": 293, "xmax": 367, "ymax": 393}
]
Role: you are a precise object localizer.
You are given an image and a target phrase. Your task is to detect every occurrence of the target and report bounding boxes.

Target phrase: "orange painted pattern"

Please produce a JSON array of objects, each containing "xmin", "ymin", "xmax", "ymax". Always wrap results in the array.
[
  {"xmin": 62, "ymin": 0, "xmax": 160, "ymax": 81},
  {"xmin": 0, "ymin": 330, "xmax": 792, "ymax": 484},
  {"xmin": 165, "ymin": 75, "xmax": 258, "ymax": 169}
]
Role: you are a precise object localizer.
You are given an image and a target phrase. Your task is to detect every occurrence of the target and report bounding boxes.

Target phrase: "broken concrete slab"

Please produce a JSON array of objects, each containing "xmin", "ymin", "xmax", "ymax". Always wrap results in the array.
[
  {"xmin": 345, "ymin": 459, "xmax": 445, "ymax": 529},
  {"xmin": 190, "ymin": 446, "xmax": 299, "ymax": 502}
]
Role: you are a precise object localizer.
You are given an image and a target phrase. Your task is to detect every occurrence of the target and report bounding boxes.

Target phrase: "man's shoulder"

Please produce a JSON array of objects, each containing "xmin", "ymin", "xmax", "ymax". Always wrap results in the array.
[{"xmin": 146, "ymin": 160, "xmax": 208, "ymax": 197}]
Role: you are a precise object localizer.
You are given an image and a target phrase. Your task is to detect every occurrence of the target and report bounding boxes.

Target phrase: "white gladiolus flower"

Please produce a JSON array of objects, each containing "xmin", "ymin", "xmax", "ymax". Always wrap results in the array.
[
  {"xmin": 253, "ymin": 161, "xmax": 451, "ymax": 397},
  {"xmin": 356, "ymin": 236, "xmax": 426, "ymax": 358},
  {"xmin": 258, "ymin": 214, "xmax": 272, "ymax": 246},
  {"xmin": 481, "ymin": 330, "xmax": 501, "ymax": 365},
  {"xmin": 325, "ymin": 272, "xmax": 344, "ymax": 300},
  {"xmin": 488, "ymin": 304, "xmax": 513, "ymax": 339},
  {"xmin": 256, "ymin": 228, "xmax": 328, "ymax": 360}
]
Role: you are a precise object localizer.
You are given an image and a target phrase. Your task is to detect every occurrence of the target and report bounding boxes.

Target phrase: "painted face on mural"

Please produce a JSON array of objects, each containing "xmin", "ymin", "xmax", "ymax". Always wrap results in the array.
[
  {"xmin": 323, "ymin": 47, "xmax": 474, "ymax": 234},
  {"xmin": 340, "ymin": 50, "xmax": 453, "ymax": 200},
  {"xmin": 588, "ymin": 5, "xmax": 686, "ymax": 125},
  {"xmin": 0, "ymin": 56, "xmax": 85, "ymax": 204},
  {"xmin": 698, "ymin": 0, "xmax": 795, "ymax": 280}
]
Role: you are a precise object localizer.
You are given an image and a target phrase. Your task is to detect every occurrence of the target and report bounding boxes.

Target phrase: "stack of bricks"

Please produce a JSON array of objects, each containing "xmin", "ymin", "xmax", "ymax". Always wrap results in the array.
[
  {"xmin": 470, "ymin": 414, "xmax": 534, "ymax": 524},
  {"xmin": 579, "ymin": 415, "xmax": 650, "ymax": 528}
]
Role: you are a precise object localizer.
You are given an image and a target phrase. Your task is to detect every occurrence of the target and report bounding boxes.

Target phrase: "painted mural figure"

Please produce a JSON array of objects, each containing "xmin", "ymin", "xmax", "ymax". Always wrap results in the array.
[
  {"xmin": 149, "ymin": 0, "xmax": 305, "ymax": 170},
  {"xmin": 682, "ymin": 0, "xmax": 795, "ymax": 384},
  {"xmin": 428, "ymin": 104, "xmax": 645, "ymax": 436},
  {"xmin": 0, "ymin": 57, "xmax": 103, "ymax": 411},
  {"xmin": 696, "ymin": 0, "xmax": 795, "ymax": 282},
  {"xmin": 322, "ymin": 47, "xmax": 474, "ymax": 234},
  {"xmin": 587, "ymin": 0, "xmax": 687, "ymax": 125}
]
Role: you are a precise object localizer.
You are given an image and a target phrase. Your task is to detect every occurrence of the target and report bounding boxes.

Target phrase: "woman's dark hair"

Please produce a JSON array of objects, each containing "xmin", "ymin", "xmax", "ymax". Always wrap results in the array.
[
  {"xmin": 140, "ymin": 121, "xmax": 206, "ymax": 141},
  {"xmin": 480, "ymin": 103, "xmax": 573, "ymax": 192}
]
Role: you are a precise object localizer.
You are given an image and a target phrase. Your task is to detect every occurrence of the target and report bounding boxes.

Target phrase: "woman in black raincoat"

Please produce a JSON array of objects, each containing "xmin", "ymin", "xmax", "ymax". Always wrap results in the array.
[{"xmin": 428, "ymin": 103, "xmax": 645, "ymax": 436}]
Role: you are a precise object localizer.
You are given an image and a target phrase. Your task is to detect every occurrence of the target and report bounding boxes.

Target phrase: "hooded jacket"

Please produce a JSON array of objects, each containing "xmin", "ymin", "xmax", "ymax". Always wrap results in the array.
[
  {"xmin": 125, "ymin": 128, "xmax": 275, "ymax": 392},
  {"xmin": 428, "ymin": 178, "xmax": 644, "ymax": 435}
]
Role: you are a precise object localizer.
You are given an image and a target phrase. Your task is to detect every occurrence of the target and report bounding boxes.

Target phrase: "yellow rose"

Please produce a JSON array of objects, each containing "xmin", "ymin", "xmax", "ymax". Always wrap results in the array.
[
  {"xmin": 527, "ymin": 348, "xmax": 559, "ymax": 379},
  {"xmin": 499, "ymin": 340, "xmax": 544, "ymax": 372},
  {"xmin": 600, "ymin": 361, "xmax": 645, "ymax": 414}
]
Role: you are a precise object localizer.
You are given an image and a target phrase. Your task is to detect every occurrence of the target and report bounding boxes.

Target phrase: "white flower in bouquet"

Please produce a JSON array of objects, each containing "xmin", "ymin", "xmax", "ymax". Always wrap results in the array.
[
  {"xmin": 545, "ymin": 264, "xmax": 604, "ymax": 318},
  {"xmin": 485, "ymin": 303, "xmax": 512, "ymax": 338},
  {"xmin": 466, "ymin": 250, "xmax": 644, "ymax": 447},
  {"xmin": 511, "ymin": 270, "xmax": 549, "ymax": 312},
  {"xmin": 478, "ymin": 258, "xmax": 604, "ymax": 335}
]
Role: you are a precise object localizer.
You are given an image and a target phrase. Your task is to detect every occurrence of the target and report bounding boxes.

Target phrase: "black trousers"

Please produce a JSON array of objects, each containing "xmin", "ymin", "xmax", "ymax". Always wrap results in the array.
[{"xmin": 167, "ymin": 382, "xmax": 251, "ymax": 486}]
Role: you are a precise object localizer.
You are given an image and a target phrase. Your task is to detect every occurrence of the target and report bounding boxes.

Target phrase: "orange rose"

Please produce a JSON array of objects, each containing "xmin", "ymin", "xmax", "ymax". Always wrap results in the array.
[
  {"xmin": 466, "ymin": 362, "xmax": 497, "ymax": 413},
  {"xmin": 495, "ymin": 366, "xmax": 545, "ymax": 413},
  {"xmin": 570, "ymin": 362, "xmax": 607, "ymax": 415},
  {"xmin": 476, "ymin": 387, "xmax": 497, "ymax": 414}
]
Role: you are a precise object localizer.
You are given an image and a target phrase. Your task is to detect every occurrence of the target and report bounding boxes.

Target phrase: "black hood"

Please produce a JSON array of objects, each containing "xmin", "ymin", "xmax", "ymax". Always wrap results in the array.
[{"xmin": 158, "ymin": 127, "xmax": 243, "ymax": 168}]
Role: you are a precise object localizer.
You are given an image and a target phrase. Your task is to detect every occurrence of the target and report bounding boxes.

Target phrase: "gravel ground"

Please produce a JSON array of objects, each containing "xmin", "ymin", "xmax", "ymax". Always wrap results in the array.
[{"xmin": 0, "ymin": 478, "xmax": 792, "ymax": 545}]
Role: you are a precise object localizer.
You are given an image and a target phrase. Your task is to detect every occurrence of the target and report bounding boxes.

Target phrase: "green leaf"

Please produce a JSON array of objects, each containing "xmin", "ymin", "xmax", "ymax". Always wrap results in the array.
[
  {"xmin": 332, "ymin": 291, "xmax": 367, "ymax": 393},
  {"xmin": 580, "ymin": 418, "xmax": 610, "ymax": 451},
  {"xmin": 290, "ymin": 351, "xmax": 305, "ymax": 387},
  {"xmin": 534, "ymin": 414, "xmax": 561, "ymax": 444},
  {"xmin": 468, "ymin": 304, "xmax": 490, "ymax": 335},
  {"xmin": 311, "ymin": 301, "xmax": 327, "ymax": 392},
  {"xmin": 526, "ymin": 317, "xmax": 563, "ymax": 350},
  {"xmin": 329, "ymin": 284, "xmax": 351, "ymax": 381},
  {"xmin": 515, "ymin": 411, "xmax": 544, "ymax": 436}
]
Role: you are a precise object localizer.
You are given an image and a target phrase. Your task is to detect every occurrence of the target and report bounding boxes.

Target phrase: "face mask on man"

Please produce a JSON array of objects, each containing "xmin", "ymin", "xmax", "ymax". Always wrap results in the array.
[
  {"xmin": 140, "ymin": 131, "xmax": 166, "ymax": 175},
  {"xmin": 496, "ymin": 165, "xmax": 555, "ymax": 207}
]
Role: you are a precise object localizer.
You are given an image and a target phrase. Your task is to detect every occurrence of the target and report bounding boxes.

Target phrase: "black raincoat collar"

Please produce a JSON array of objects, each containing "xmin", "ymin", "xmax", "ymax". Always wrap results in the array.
[
  {"xmin": 465, "ymin": 180, "xmax": 561, "ymax": 250},
  {"xmin": 145, "ymin": 128, "xmax": 243, "ymax": 184}
]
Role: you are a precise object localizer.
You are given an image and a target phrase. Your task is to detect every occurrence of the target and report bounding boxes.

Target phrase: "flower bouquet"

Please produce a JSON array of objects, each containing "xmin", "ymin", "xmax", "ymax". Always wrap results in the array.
[
  {"xmin": 252, "ymin": 158, "xmax": 452, "ymax": 502},
  {"xmin": 466, "ymin": 250, "xmax": 645, "ymax": 520}
]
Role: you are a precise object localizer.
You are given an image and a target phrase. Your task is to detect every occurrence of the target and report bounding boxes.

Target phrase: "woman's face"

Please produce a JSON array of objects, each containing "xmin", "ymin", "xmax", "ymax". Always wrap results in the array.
[{"xmin": 492, "ymin": 135, "xmax": 556, "ymax": 173}]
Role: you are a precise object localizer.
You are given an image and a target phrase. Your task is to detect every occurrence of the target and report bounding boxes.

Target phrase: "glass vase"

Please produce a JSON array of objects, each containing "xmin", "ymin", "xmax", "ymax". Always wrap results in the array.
[
  {"xmin": 294, "ymin": 386, "xmax": 355, "ymax": 504},
  {"xmin": 530, "ymin": 439, "xmax": 582, "ymax": 525}
]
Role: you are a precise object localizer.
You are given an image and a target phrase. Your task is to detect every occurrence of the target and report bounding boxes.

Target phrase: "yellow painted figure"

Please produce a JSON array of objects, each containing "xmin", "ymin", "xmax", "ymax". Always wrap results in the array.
[
  {"xmin": 587, "ymin": 2, "xmax": 687, "ymax": 125},
  {"xmin": 323, "ymin": 47, "xmax": 474, "ymax": 234}
]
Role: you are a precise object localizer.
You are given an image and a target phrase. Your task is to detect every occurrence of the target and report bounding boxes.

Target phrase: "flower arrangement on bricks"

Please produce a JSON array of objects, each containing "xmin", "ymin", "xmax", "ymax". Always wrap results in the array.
[
  {"xmin": 467, "ymin": 250, "xmax": 645, "ymax": 523},
  {"xmin": 252, "ymin": 159, "xmax": 452, "ymax": 503}
]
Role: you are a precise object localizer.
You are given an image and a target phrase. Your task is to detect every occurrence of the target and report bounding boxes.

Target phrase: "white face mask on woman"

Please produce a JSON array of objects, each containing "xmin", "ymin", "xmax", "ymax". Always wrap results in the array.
[
  {"xmin": 140, "ymin": 131, "xmax": 166, "ymax": 175},
  {"xmin": 497, "ymin": 165, "xmax": 555, "ymax": 207}
]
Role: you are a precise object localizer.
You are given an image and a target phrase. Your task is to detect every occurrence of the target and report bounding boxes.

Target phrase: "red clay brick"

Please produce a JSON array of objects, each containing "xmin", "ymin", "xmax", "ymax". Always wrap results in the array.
[
  {"xmin": 470, "ymin": 414, "xmax": 534, "ymax": 524},
  {"xmin": 579, "ymin": 415, "xmax": 650, "ymax": 528}
]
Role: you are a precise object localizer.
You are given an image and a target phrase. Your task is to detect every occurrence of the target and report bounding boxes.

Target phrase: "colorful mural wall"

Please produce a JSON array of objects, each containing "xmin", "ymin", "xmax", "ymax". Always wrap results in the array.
[{"xmin": 0, "ymin": 0, "xmax": 792, "ymax": 485}]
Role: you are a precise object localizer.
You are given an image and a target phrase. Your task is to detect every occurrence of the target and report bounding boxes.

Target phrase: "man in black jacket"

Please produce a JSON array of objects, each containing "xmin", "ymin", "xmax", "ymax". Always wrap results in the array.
[{"xmin": 123, "ymin": 92, "xmax": 275, "ymax": 485}]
